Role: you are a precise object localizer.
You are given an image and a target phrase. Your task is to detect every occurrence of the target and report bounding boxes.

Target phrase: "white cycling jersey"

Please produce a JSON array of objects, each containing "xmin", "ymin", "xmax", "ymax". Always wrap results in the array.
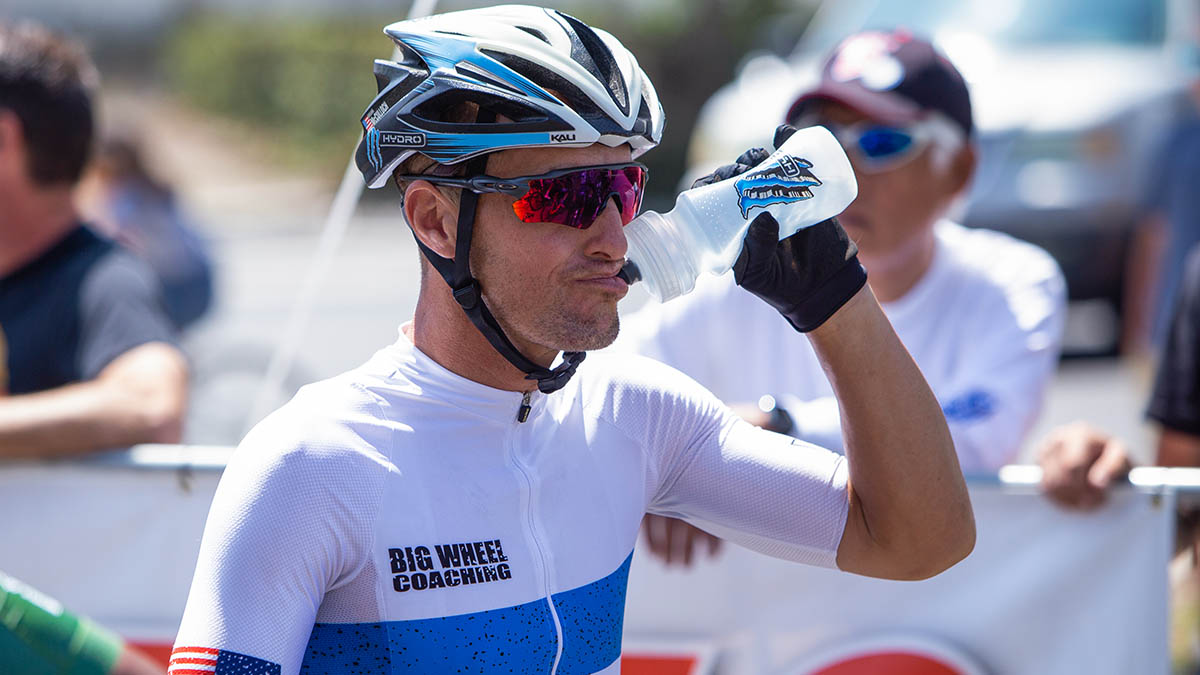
[{"xmin": 173, "ymin": 327, "xmax": 849, "ymax": 675}]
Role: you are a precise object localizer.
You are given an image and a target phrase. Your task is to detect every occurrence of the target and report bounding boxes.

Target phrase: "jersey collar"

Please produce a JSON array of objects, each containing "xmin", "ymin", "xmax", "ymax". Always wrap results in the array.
[{"xmin": 383, "ymin": 324, "xmax": 552, "ymax": 425}]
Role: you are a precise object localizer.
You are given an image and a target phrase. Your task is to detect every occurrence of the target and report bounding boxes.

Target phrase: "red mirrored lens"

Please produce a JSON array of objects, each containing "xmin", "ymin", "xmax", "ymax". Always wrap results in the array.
[{"xmin": 512, "ymin": 166, "xmax": 646, "ymax": 229}]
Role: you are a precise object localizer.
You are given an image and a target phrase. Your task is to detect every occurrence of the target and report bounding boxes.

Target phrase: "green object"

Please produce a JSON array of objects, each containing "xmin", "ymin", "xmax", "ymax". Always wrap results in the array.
[{"xmin": 0, "ymin": 571, "xmax": 122, "ymax": 675}]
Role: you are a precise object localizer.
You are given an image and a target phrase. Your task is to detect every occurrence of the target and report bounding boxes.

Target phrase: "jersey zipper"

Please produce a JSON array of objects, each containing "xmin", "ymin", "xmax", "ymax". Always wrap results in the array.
[
  {"xmin": 517, "ymin": 390, "xmax": 533, "ymax": 423},
  {"xmin": 507, "ymin": 393, "xmax": 565, "ymax": 674}
]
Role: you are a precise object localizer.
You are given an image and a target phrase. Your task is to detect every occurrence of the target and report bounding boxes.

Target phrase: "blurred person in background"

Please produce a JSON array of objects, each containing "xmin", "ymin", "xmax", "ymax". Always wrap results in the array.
[
  {"xmin": 1040, "ymin": 242, "xmax": 1200, "ymax": 671},
  {"xmin": 620, "ymin": 30, "xmax": 1065, "ymax": 564},
  {"xmin": 1041, "ymin": 243, "xmax": 1200, "ymax": 526},
  {"xmin": 78, "ymin": 133, "xmax": 214, "ymax": 331},
  {"xmin": 1122, "ymin": 19, "xmax": 1200, "ymax": 355},
  {"xmin": 0, "ymin": 19, "xmax": 187, "ymax": 457}
]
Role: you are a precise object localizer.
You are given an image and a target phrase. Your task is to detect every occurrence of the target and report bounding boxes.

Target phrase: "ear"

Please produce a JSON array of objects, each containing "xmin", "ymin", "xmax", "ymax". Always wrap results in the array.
[
  {"xmin": 944, "ymin": 142, "xmax": 976, "ymax": 197},
  {"xmin": 403, "ymin": 180, "xmax": 459, "ymax": 259}
]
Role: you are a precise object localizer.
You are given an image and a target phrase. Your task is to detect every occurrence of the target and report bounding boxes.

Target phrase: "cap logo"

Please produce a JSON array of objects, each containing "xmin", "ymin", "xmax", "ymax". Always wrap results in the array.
[{"xmin": 830, "ymin": 32, "xmax": 905, "ymax": 92}]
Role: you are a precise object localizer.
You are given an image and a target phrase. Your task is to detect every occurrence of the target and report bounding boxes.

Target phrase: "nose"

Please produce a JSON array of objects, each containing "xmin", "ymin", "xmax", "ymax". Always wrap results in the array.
[{"xmin": 585, "ymin": 197, "xmax": 628, "ymax": 261}]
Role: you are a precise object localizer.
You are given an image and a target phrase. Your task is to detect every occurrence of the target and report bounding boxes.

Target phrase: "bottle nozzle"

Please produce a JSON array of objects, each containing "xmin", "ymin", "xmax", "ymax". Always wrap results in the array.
[{"xmin": 617, "ymin": 260, "xmax": 642, "ymax": 285}]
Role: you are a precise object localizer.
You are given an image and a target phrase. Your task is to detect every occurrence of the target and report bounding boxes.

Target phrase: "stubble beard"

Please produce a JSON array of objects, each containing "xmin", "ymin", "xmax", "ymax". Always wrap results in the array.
[{"xmin": 481, "ymin": 274, "xmax": 621, "ymax": 355}]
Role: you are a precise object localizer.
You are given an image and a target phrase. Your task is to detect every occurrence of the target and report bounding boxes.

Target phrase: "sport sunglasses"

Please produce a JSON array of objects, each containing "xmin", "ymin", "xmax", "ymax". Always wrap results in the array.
[
  {"xmin": 397, "ymin": 162, "xmax": 648, "ymax": 229},
  {"xmin": 792, "ymin": 114, "xmax": 962, "ymax": 173}
]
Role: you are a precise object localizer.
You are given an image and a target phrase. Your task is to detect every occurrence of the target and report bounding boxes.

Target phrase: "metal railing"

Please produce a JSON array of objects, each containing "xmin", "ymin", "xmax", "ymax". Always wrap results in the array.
[{"xmin": 22, "ymin": 444, "xmax": 1200, "ymax": 503}]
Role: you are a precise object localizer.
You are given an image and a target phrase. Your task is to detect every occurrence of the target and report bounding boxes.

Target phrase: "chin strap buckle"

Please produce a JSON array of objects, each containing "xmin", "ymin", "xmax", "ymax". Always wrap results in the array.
[
  {"xmin": 529, "ymin": 351, "xmax": 587, "ymax": 394},
  {"xmin": 452, "ymin": 281, "xmax": 482, "ymax": 310}
]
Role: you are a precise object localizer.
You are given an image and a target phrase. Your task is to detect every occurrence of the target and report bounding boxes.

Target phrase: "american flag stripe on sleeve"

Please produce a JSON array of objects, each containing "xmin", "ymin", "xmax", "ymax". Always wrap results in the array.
[{"xmin": 169, "ymin": 646, "xmax": 281, "ymax": 675}]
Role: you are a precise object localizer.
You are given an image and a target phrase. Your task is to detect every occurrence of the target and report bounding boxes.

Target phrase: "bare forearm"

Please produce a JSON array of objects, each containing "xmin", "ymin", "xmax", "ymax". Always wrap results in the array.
[
  {"xmin": 812, "ymin": 287, "xmax": 974, "ymax": 578},
  {"xmin": 0, "ymin": 382, "xmax": 175, "ymax": 457},
  {"xmin": 1121, "ymin": 214, "xmax": 1167, "ymax": 353},
  {"xmin": 0, "ymin": 344, "xmax": 187, "ymax": 458},
  {"xmin": 1157, "ymin": 428, "xmax": 1200, "ymax": 467}
]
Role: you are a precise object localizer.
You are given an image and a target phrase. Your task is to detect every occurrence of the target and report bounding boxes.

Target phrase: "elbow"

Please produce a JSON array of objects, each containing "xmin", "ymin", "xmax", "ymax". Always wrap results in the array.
[
  {"xmin": 841, "ymin": 494, "xmax": 977, "ymax": 581},
  {"xmin": 895, "ymin": 506, "xmax": 976, "ymax": 581},
  {"xmin": 138, "ymin": 394, "xmax": 185, "ymax": 444},
  {"xmin": 916, "ymin": 518, "xmax": 975, "ymax": 580},
  {"xmin": 118, "ymin": 382, "xmax": 186, "ymax": 446}
]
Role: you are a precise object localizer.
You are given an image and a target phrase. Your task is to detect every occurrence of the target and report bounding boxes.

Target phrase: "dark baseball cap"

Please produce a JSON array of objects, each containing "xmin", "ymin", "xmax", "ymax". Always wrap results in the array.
[{"xmin": 787, "ymin": 30, "xmax": 973, "ymax": 138}]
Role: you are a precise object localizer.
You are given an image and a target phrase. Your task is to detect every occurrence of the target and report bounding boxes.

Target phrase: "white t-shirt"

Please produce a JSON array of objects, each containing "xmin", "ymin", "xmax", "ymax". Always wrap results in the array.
[
  {"xmin": 173, "ymin": 329, "xmax": 849, "ymax": 675},
  {"xmin": 617, "ymin": 221, "xmax": 1067, "ymax": 473}
]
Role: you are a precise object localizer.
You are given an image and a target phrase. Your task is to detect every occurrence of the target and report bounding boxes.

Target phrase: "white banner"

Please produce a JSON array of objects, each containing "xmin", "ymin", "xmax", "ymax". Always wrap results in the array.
[
  {"xmin": 0, "ymin": 454, "xmax": 1177, "ymax": 673},
  {"xmin": 624, "ymin": 482, "xmax": 1174, "ymax": 674}
]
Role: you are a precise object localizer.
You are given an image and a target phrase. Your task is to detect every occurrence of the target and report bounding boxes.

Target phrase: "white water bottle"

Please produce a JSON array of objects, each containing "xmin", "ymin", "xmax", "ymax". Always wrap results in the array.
[{"xmin": 623, "ymin": 126, "xmax": 857, "ymax": 302}]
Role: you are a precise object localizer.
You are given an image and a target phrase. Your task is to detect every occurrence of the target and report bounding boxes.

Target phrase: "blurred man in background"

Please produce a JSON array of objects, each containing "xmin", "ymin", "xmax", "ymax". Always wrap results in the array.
[
  {"xmin": 0, "ymin": 20, "xmax": 187, "ymax": 457},
  {"xmin": 620, "ymin": 30, "xmax": 1066, "ymax": 564},
  {"xmin": 0, "ymin": 19, "xmax": 182, "ymax": 673}
]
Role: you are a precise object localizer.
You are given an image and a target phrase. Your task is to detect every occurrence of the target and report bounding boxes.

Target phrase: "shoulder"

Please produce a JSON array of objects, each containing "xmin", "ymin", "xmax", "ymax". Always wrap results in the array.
[
  {"xmin": 937, "ymin": 221, "xmax": 1063, "ymax": 289},
  {"xmin": 79, "ymin": 233, "xmax": 160, "ymax": 297},
  {"xmin": 229, "ymin": 373, "xmax": 396, "ymax": 497},
  {"xmin": 935, "ymin": 221, "xmax": 1066, "ymax": 319},
  {"xmin": 573, "ymin": 351, "xmax": 732, "ymax": 431},
  {"xmin": 78, "ymin": 238, "xmax": 168, "ymax": 321}
]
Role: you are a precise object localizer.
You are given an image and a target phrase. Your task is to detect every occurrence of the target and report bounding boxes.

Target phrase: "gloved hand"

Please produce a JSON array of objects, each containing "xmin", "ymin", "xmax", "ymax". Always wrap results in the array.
[
  {"xmin": 690, "ymin": 147, "xmax": 771, "ymax": 189},
  {"xmin": 733, "ymin": 212, "xmax": 865, "ymax": 332},
  {"xmin": 732, "ymin": 124, "xmax": 867, "ymax": 332}
]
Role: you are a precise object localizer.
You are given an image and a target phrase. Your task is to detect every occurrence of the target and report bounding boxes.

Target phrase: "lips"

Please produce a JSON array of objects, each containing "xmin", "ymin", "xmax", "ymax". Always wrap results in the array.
[{"xmin": 575, "ymin": 268, "xmax": 630, "ymax": 295}]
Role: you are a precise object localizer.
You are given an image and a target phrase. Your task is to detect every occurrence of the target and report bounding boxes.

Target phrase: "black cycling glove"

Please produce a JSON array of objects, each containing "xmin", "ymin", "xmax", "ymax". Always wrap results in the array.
[
  {"xmin": 726, "ymin": 124, "xmax": 867, "ymax": 332},
  {"xmin": 690, "ymin": 147, "xmax": 771, "ymax": 189}
]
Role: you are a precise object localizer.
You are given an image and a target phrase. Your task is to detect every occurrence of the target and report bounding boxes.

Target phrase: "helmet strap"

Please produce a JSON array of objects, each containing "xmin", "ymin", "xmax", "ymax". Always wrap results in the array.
[{"xmin": 411, "ymin": 152, "xmax": 586, "ymax": 394}]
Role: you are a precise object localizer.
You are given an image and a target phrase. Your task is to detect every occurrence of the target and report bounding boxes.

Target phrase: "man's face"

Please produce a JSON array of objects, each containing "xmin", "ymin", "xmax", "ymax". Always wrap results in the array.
[
  {"xmin": 469, "ymin": 143, "xmax": 634, "ymax": 356},
  {"xmin": 809, "ymin": 101, "xmax": 963, "ymax": 265}
]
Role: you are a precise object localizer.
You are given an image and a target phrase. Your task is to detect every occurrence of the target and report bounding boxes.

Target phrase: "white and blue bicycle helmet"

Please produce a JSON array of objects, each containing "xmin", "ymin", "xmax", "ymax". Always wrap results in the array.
[{"xmin": 356, "ymin": 4, "xmax": 664, "ymax": 188}]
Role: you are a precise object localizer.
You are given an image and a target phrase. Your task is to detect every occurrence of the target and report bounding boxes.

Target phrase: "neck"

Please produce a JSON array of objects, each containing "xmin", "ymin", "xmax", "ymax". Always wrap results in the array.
[
  {"xmin": 409, "ymin": 281, "xmax": 551, "ymax": 393},
  {"xmin": 860, "ymin": 227, "xmax": 937, "ymax": 304},
  {"xmin": 0, "ymin": 183, "xmax": 78, "ymax": 277}
]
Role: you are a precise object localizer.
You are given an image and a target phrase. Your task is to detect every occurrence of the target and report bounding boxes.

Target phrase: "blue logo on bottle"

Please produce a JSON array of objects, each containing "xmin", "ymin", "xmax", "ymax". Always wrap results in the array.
[{"xmin": 734, "ymin": 154, "xmax": 822, "ymax": 218}]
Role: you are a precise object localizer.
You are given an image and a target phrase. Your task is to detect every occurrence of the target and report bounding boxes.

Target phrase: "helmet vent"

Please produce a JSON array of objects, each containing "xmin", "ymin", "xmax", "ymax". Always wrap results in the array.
[
  {"xmin": 414, "ymin": 89, "xmax": 551, "ymax": 126},
  {"xmin": 515, "ymin": 25, "xmax": 551, "ymax": 44},
  {"xmin": 553, "ymin": 11, "xmax": 629, "ymax": 116},
  {"xmin": 454, "ymin": 61, "xmax": 526, "ymax": 97},
  {"xmin": 480, "ymin": 48, "xmax": 605, "ymax": 120}
]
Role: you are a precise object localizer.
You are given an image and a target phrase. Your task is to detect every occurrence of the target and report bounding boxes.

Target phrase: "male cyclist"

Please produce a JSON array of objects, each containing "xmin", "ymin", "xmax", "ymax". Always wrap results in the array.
[{"xmin": 174, "ymin": 8, "xmax": 973, "ymax": 673}]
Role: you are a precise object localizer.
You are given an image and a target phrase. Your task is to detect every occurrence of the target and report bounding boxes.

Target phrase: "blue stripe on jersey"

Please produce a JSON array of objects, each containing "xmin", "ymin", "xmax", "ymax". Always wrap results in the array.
[
  {"xmin": 552, "ymin": 552, "xmax": 632, "ymax": 674},
  {"xmin": 301, "ymin": 552, "xmax": 633, "ymax": 674}
]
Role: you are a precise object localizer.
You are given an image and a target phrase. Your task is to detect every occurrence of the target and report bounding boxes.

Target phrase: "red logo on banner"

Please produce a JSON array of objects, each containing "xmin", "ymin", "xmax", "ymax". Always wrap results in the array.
[{"xmin": 793, "ymin": 633, "xmax": 987, "ymax": 675}]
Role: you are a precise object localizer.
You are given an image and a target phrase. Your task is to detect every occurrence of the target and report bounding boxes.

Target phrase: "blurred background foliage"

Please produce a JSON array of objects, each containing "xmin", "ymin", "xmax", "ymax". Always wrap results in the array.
[{"xmin": 163, "ymin": 0, "xmax": 818, "ymax": 208}]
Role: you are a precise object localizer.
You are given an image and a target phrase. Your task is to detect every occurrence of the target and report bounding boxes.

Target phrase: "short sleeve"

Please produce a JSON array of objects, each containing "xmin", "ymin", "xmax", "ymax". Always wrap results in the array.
[
  {"xmin": 595, "ymin": 355, "xmax": 848, "ymax": 568},
  {"xmin": 1147, "ymin": 245, "xmax": 1200, "ymax": 434},
  {"xmin": 652, "ymin": 417, "xmax": 849, "ymax": 568},
  {"xmin": 175, "ymin": 388, "xmax": 390, "ymax": 674},
  {"xmin": 77, "ymin": 251, "xmax": 177, "ymax": 379}
]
